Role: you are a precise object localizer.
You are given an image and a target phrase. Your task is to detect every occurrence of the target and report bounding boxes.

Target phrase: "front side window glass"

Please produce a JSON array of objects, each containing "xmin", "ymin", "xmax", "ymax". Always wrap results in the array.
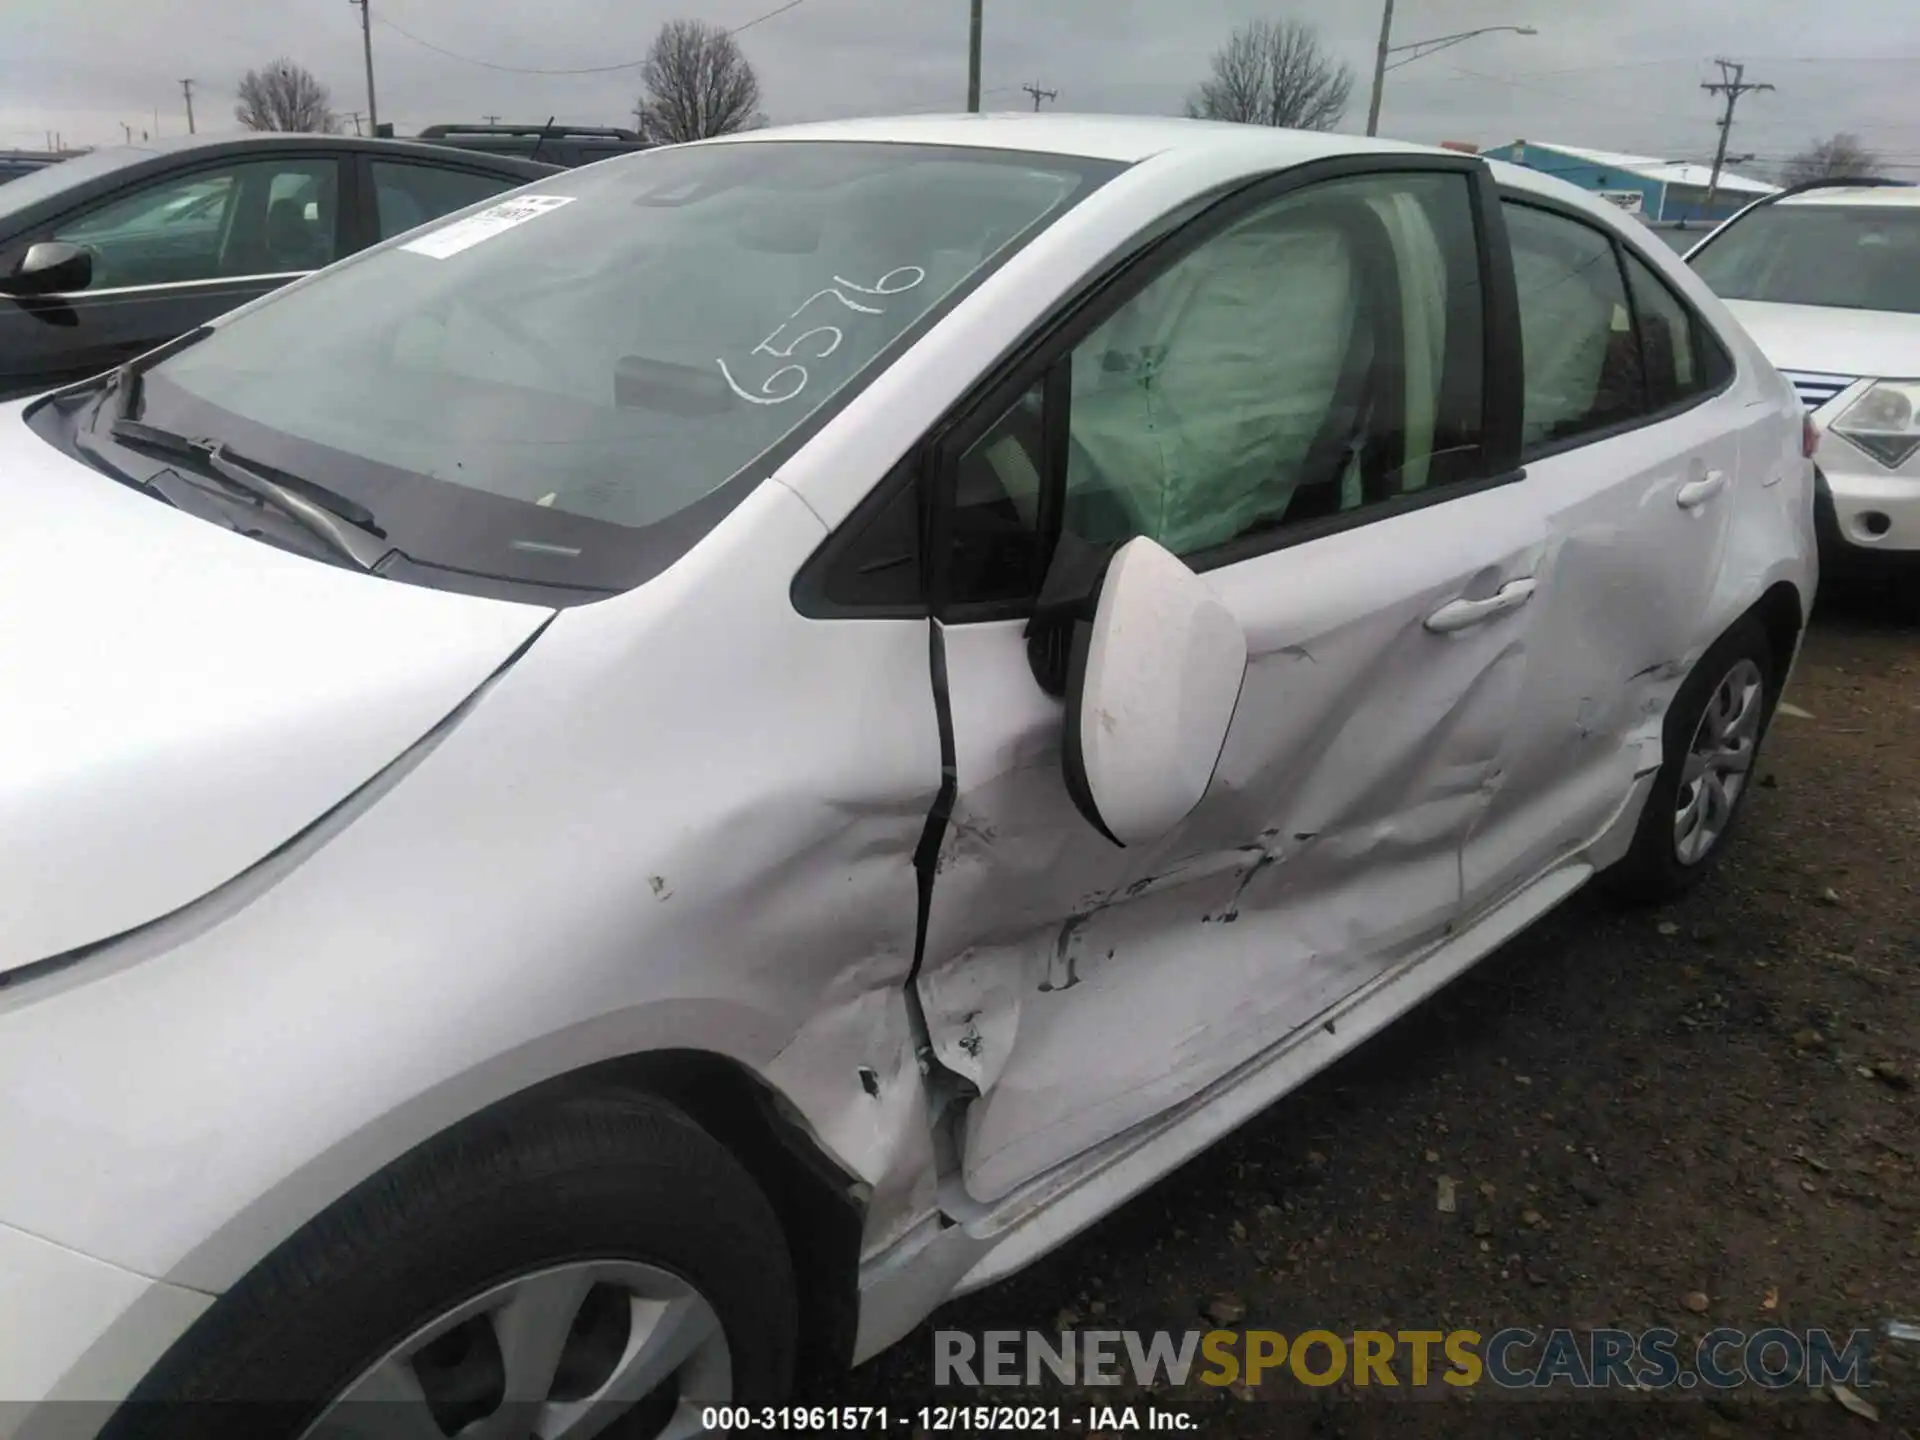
[
  {"xmin": 1060, "ymin": 172, "xmax": 1485, "ymax": 560},
  {"xmin": 52, "ymin": 160, "xmax": 337, "ymax": 288}
]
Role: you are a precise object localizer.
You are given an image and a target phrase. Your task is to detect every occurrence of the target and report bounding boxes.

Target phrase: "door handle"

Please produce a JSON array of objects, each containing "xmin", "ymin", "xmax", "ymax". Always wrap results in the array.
[
  {"xmin": 1425, "ymin": 577, "xmax": 1538, "ymax": 634},
  {"xmin": 1676, "ymin": 468, "xmax": 1729, "ymax": 509}
]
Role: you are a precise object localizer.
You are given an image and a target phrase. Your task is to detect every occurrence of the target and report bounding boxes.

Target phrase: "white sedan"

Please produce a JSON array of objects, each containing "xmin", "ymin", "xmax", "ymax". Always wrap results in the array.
[{"xmin": 0, "ymin": 114, "xmax": 1814, "ymax": 1438}]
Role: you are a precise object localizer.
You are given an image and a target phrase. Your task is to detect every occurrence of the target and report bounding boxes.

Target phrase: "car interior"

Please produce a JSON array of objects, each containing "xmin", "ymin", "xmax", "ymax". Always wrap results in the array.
[{"xmin": 51, "ymin": 160, "xmax": 337, "ymax": 289}]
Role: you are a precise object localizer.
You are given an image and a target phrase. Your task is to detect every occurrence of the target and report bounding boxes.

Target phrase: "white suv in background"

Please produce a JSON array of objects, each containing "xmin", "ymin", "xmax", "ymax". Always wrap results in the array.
[{"xmin": 1688, "ymin": 180, "xmax": 1920, "ymax": 570}]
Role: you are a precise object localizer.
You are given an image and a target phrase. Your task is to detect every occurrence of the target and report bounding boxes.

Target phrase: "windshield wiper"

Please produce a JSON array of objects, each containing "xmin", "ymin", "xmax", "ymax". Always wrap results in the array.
[{"xmin": 105, "ymin": 419, "xmax": 391, "ymax": 571}]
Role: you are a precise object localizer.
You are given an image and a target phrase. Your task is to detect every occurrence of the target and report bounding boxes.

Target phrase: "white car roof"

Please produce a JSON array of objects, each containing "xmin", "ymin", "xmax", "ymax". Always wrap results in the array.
[
  {"xmin": 698, "ymin": 112, "xmax": 1452, "ymax": 167},
  {"xmin": 702, "ymin": 115, "xmax": 1653, "ymax": 220},
  {"xmin": 1774, "ymin": 184, "xmax": 1920, "ymax": 208}
]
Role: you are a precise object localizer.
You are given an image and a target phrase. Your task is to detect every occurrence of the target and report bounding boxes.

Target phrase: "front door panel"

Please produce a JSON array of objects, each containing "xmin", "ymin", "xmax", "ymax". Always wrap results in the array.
[
  {"xmin": 0, "ymin": 280, "xmax": 282, "ymax": 401},
  {"xmin": 916, "ymin": 163, "xmax": 1532, "ymax": 1204},
  {"xmin": 922, "ymin": 491, "xmax": 1545, "ymax": 1202}
]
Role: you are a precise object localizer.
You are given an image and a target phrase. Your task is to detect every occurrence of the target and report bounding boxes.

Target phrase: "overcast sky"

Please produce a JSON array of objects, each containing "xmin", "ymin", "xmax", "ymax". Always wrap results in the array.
[{"xmin": 6, "ymin": 0, "xmax": 1919, "ymax": 180}]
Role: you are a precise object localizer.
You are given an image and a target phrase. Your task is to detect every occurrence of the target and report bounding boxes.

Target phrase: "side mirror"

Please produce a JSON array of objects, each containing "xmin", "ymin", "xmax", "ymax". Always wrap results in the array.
[
  {"xmin": 0, "ymin": 241, "xmax": 92, "ymax": 297},
  {"xmin": 1062, "ymin": 536, "xmax": 1248, "ymax": 846}
]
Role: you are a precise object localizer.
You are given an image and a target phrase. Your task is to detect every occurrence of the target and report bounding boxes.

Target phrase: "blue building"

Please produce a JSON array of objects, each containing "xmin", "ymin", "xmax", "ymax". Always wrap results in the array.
[{"xmin": 1479, "ymin": 140, "xmax": 1778, "ymax": 224}]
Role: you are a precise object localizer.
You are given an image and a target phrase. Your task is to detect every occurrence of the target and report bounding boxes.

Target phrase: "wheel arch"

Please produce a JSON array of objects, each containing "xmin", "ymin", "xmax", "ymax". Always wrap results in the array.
[
  {"xmin": 528, "ymin": 1049, "xmax": 865, "ymax": 1383},
  {"xmin": 1747, "ymin": 578, "xmax": 1808, "ymax": 695},
  {"xmin": 117, "ymin": 1046, "xmax": 867, "ymax": 1422}
]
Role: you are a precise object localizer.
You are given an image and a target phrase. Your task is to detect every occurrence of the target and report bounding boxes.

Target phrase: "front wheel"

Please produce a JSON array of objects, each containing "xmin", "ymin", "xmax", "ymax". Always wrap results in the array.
[
  {"xmin": 1604, "ymin": 617, "xmax": 1777, "ymax": 905},
  {"xmin": 105, "ymin": 1091, "xmax": 798, "ymax": 1440}
]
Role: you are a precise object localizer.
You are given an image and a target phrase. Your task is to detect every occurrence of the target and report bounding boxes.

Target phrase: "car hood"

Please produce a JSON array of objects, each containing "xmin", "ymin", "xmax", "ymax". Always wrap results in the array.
[
  {"xmin": 1721, "ymin": 299, "xmax": 1920, "ymax": 381},
  {"xmin": 0, "ymin": 405, "xmax": 552, "ymax": 974}
]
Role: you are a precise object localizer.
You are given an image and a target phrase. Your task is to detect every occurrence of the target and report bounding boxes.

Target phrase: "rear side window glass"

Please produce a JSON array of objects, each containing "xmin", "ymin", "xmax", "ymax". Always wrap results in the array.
[
  {"xmin": 1501, "ymin": 202, "xmax": 1645, "ymax": 452},
  {"xmin": 1622, "ymin": 249, "xmax": 1721, "ymax": 409},
  {"xmin": 371, "ymin": 161, "xmax": 521, "ymax": 241}
]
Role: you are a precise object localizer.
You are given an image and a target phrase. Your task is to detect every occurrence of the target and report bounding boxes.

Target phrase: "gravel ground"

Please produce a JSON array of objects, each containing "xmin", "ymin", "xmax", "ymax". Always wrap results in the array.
[{"xmin": 840, "ymin": 585, "xmax": 1920, "ymax": 1438}]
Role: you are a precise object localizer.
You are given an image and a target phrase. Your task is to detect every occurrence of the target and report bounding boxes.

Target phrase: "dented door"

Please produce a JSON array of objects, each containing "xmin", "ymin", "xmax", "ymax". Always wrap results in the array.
[
  {"xmin": 916, "ymin": 165, "xmax": 1545, "ymax": 1204},
  {"xmin": 1458, "ymin": 202, "xmax": 1748, "ymax": 914}
]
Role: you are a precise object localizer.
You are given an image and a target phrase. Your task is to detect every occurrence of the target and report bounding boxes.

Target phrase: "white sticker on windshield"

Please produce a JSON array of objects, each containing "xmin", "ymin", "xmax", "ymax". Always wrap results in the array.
[{"xmin": 401, "ymin": 194, "xmax": 576, "ymax": 259}]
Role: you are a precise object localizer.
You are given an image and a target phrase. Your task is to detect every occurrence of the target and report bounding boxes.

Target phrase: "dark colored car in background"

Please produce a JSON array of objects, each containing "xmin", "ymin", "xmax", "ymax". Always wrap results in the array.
[
  {"xmin": 0, "ymin": 132, "xmax": 557, "ymax": 401},
  {"xmin": 0, "ymin": 152, "xmax": 60, "ymax": 185},
  {"xmin": 412, "ymin": 123, "xmax": 652, "ymax": 169}
]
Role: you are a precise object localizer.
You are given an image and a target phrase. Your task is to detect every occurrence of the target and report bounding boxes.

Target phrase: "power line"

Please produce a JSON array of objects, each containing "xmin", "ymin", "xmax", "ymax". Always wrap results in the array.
[
  {"xmin": 728, "ymin": 0, "xmax": 806, "ymax": 36},
  {"xmin": 1483, "ymin": 54, "xmax": 1920, "ymax": 80},
  {"xmin": 374, "ymin": 0, "xmax": 806, "ymax": 75},
  {"xmin": 1702, "ymin": 58, "xmax": 1775, "ymax": 209}
]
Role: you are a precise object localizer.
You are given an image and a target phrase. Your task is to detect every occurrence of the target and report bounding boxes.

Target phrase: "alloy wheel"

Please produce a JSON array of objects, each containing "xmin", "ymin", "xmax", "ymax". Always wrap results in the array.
[
  {"xmin": 1673, "ymin": 657, "xmax": 1765, "ymax": 866},
  {"xmin": 300, "ymin": 1260, "xmax": 731, "ymax": 1440}
]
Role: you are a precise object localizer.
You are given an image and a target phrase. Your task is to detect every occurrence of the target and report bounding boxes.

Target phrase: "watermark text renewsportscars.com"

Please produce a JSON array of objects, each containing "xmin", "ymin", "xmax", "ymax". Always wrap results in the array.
[{"xmin": 934, "ymin": 1326, "xmax": 1876, "ymax": 1394}]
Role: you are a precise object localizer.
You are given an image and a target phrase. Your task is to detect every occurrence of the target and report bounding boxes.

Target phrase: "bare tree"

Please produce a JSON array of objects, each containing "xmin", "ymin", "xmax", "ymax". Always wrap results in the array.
[
  {"xmin": 635, "ymin": 19, "xmax": 764, "ymax": 144},
  {"xmin": 234, "ymin": 59, "xmax": 339, "ymax": 133},
  {"xmin": 1186, "ymin": 18, "xmax": 1354, "ymax": 132},
  {"xmin": 1781, "ymin": 132, "xmax": 1885, "ymax": 186}
]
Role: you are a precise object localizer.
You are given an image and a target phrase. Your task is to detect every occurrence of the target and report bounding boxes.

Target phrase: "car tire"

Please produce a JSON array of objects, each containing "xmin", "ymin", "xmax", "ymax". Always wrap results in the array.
[
  {"xmin": 1603, "ymin": 616, "xmax": 1778, "ymax": 907},
  {"xmin": 105, "ymin": 1090, "xmax": 797, "ymax": 1440}
]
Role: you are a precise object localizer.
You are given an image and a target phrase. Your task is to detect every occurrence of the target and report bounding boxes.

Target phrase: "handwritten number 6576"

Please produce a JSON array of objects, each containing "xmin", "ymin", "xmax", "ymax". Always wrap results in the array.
[{"xmin": 716, "ymin": 267, "xmax": 928, "ymax": 407}]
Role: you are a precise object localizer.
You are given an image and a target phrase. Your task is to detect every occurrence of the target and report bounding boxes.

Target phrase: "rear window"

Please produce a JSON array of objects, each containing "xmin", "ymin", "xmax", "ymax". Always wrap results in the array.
[
  {"xmin": 1690, "ymin": 202, "xmax": 1920, "ymax": 313},
  {"xmin": 141, "ymin": 141, "xmax": 1117, "ymax": 597}
]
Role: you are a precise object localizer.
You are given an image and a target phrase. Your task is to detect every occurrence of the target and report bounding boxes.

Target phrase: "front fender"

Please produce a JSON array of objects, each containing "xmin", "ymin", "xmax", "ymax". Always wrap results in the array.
[{"xmin": 0, "ymin": 479, "xmax": 942, "ymax": 1293}]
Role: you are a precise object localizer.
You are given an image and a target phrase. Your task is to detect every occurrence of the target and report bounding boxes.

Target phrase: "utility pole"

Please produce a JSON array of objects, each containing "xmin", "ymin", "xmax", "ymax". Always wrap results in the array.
[
  {"xmin": 483, "ymin": 114, "xmax": 501, "ymax": 124},
  {"xmin": 347, "ymin": 111, "xmax": 365, "ymax": 136},
  {"xmin": 179, "ymin": 79, "xmax": 196, "ymax": 134},
  {"xmin": 1701, "ymin": 59, "xmax": 1773, "ymax": 212},
  {"xmin": 1366, "ymin": 0, "xmax": 1396, "ymax": 136},
  {"xmin": 1021, "ymin": 82, "xmax": 1057, "ymax": 111},
  {"xmin": 349, "ymin": 0, "xmax": 379, "ymax": 134},
  {"xmin": 966, "ymin": 0, "xmax": 983, "ymax": 112},
  {"xmin": 121, "ymin": 122, "xmax": 134, "ymax": 144}
]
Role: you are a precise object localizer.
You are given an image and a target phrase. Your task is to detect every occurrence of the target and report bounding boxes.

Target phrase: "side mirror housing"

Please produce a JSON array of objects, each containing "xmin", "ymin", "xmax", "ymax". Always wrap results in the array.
[
  {"xmin": 0, "ymin": 241, "xmax": 92, "ymax": 297},
  {"xmin": 1062, "ymin": 536, "xmax": 1248, "ymax": 846}
]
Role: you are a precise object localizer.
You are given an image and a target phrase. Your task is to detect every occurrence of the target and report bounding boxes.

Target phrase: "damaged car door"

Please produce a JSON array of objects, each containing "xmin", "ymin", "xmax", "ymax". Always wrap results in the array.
[
  {"xmin": 1456, "ymin": 199, "xmax": 1751, "ymax": 914},
  {"xmin": 916, "ymin": 162, "xmax": 1548, "ymax": 1204}
]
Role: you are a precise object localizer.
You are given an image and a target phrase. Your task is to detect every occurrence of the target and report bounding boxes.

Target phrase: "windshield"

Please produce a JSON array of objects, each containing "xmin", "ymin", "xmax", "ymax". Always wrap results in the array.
[
  {"xmin": 0, "ymin": 147, "xmax": 153, "ymax": 222},
  {"xmin": 1690, "ymin": 202, "xmax": 1920, "ymax": 313},
  {"xmin": 139, "ymin": 140, "xmax": 1117, "ymax": 597}
]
